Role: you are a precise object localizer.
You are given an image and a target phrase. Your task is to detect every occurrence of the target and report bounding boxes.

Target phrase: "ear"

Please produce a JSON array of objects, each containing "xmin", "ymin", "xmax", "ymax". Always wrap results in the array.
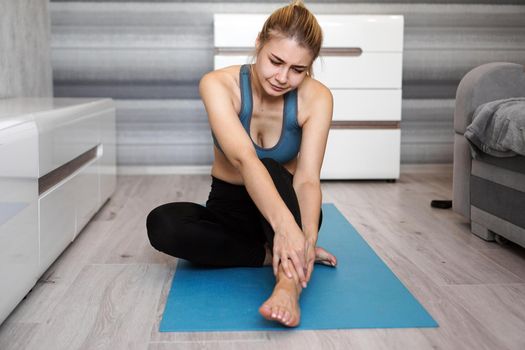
[{"xmin": 255, "ymin": 33, "xmax": 261, "ymax": 50}]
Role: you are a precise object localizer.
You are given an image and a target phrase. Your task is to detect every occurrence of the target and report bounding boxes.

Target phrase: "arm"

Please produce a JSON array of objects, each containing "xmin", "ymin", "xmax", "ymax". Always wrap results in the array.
[
  {"xmin": 199, "ymin": 71, "xmax": 308, "ymax": 283},
  {"xmin": 293, "ymin": 84, "xmax": 333, "ymax": 281}
]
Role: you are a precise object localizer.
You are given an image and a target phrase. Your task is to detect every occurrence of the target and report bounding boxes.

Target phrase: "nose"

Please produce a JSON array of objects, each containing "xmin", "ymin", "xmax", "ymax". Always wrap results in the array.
[{"xmin": 275, "ymin": 68, "xmax": 288, "ymax": 85}]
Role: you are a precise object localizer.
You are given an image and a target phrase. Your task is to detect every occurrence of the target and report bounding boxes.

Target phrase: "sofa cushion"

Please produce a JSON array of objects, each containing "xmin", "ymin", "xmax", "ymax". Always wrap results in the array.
[
  {"xmin": 470, "ymin": 175, "xmax": 525, "ymax": 230},
  {"xmin": 475, "ymin": 152, "xmax": 525, "ymax": 175}
]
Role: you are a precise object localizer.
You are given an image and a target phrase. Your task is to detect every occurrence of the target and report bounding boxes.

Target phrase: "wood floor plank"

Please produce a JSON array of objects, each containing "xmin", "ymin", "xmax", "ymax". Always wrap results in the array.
[
  {"xmin": 443, "ymin": 283, "xmax": 525, "ymax": 350},
  {"xmin": 24, "ymin": 264, "xmax": 168, "ymax": 350},
  {"xmin": 0, "ymin": 322, "xmax": 40, "ymax": 350},
  {"xmin": 148, "ymin": 329, "xmax": 439, "ymax": 350},
  {"xmin": 89, "ymin": 175, "xmax": 211, "ymax": 265},
  {"xmin": 477, "ymin": 243, "xmax": 525, "ymax": 281}
]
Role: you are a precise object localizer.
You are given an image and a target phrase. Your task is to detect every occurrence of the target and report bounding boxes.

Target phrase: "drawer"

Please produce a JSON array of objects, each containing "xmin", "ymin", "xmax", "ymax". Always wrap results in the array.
[
  {"xmin": 0, "ymin": 200, "xmax": 39, "ymax": 324},
  {"xmin": 98, "ymin": 107, "xmax": 117, "ymax": 204},
  {"xmin": 314, "ymin": 54, "xmax": 402, "ymax": 88},
  {"xmin": 37, "ymin": 110, "xmax": 102, "ymax": 177},
  {"xmin": 214, "ymin": 53, "xmax": 402, "ymax": 88},
  {"xmin": 321, "ymin": 129, "xmax": 400, "ymax": 179},
  {"xmin": 39, "ymin": 178, "xmax": 76, "ymax": 275},
  {"xmin": 332, "ymin": 90, "xmax": 401, "ymax": 121},
  {"xmin": 319, "ymin": 15, "xmax": 403, "ymax": 51},
  {"xmin": 214, "ymin": 14, "xmax": 404, "ymax": 52},
  {"xmin": 72, "ymin": 161, "xmax": 100, "ymax": 237}
]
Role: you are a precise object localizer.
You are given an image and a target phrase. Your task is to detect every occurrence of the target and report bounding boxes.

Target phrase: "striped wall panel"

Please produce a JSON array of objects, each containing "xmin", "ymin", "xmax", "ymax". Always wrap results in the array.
[
  {"xmin": 49, "ymin": 1, "xmax": 525, "ymax": 165},
  {"xmin": 1, "ymin": 0, "xmax": 52, "ymax": 98}
]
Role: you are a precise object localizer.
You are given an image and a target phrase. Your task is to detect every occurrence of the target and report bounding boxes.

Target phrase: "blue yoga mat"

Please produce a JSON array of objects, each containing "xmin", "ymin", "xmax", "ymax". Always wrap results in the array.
[{"xmin": 160, "ymin": 203, "xmax": 438, "ymax": 331}]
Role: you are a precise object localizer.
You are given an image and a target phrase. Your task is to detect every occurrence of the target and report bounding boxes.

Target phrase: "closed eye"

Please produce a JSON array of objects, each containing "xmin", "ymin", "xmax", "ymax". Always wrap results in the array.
[{"xmin": 269, "ymin": 56, "xmax": 306, "ymax": 73}]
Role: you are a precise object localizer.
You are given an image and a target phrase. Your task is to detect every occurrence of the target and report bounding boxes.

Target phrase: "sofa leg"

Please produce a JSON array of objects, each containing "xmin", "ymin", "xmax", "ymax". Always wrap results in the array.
[{"xmin": 471, "ymin": 221, "xmax": 495, "ymax": 241}]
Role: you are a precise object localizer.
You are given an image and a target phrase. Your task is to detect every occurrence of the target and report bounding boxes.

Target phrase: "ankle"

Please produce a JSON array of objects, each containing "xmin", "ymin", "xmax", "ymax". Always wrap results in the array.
[{"xmin": 276, "ymin": 273, "xmax": 302, "ymax": 295}]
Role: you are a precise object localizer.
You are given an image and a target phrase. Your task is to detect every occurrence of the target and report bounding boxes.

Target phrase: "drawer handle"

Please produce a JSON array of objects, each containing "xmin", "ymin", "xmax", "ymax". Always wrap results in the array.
[
  {"xmin": 321, "ymin": 48, "xmax": 362, "ymax": 56},
  {"xmin": 215, "ymin": 47, "xmax": 363, "ymax": 56},
  {"xmin": 39, "ymin": 145, "xmax": 100, "ymax": 196},
  {"xmin": 214, "ymin": 48, "xmax": 254, "ymax": 55},
  {"xmin": 331, "ymin": 121, "xmax": 400, "ymax": 129}
]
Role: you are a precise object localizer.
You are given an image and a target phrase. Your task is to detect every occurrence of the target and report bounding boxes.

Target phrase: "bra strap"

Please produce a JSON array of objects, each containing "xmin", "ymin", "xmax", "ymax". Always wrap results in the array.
[{"xmin": 239, "ymin": 65, "xmax": 252, "ymax": 124}]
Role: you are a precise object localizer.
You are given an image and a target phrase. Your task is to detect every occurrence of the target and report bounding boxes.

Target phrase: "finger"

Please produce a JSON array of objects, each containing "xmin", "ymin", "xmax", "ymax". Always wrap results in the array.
[
  {"xmin": 290, "ymin": 253, "xmax": 307, "ymax": 287},
  {"xmin": 306, "ymin": 261, "xmax": 314, "ymax": 282},
  {"xmin": 272, "ymin": 254, "xmax": 279, "ymax": 276},
  {"xmin": 281, "ymin": 256, "xmax": 293, "ymax": 279}
]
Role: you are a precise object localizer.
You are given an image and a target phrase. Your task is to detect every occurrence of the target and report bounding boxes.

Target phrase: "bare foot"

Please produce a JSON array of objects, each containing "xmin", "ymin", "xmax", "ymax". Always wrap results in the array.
[
  {"xmin": 259, "ymin": 271, "xmax": 301, "ymax": 327},
  {"xmin": 314, "ymin": 246, "xmax": 337, "ymax": 267}
]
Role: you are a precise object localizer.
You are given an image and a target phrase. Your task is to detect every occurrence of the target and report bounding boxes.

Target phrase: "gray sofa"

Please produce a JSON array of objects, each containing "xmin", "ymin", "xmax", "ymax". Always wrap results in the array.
[{"xmin": 453, "ymin": 62, "xmax": 525, "ymax": 248}]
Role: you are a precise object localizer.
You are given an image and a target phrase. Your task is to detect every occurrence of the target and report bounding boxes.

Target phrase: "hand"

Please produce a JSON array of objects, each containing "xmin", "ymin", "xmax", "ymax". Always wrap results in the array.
[
  {"xmin": 272, "ymin": 221, "xmax": 308, "ymax": 287},
  {"xmin": 304, "ymin": 238, "xmax": 316, "ymax": 283}
]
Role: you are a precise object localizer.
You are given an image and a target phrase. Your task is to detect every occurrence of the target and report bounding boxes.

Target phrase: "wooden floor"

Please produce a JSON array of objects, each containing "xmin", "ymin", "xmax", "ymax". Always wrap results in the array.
[{"xmin": 1, "ymin": 164, "xmax": 524, "ymax": 350}]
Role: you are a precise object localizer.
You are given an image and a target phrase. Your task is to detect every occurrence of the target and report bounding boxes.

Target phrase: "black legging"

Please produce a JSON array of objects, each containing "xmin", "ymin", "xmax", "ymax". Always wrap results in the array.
[{"xmin": 146, "ymin": 158, "xmax": 322, "ymax": 267}]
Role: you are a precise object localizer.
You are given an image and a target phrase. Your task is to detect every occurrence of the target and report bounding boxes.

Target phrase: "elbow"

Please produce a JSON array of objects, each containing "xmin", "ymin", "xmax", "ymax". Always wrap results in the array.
[
  {"xmin": 229, "ymin": 149, "xmax": 258, "ymax": 172},
  {"xmin": 294, "ymin": 178, "xmax": 321, "ymax": 193}
]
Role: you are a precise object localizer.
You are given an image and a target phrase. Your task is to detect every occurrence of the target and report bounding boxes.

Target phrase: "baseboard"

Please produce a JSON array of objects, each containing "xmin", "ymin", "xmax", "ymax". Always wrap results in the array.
[
  {"xmin": 117, "ymin": 166, "xmax": 212, "ymax": 175},
  {"xmin": 400, "ymin": 163, "xmax": 453, "ymax": 174}
]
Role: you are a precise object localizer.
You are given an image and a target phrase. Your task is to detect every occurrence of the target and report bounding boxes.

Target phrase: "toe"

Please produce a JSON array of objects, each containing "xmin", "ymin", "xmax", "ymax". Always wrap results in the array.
[
  {"xmin": 315, "ymin": 246, "xmax": 337, "ymax": 267},
  {"xmin": 283, "ymin": 310, "xmax": 291, "ymax": 324},
  {"xmin": 258, "ymin": 303, "xmax": 272, "ymax": 320},
  {"xmin": 271, "ymin": 307, "xmax": 278, "ymax": 319},
  {"xmin": 277, "ymin": 307, "xmax": 285, "ymax": 320}
]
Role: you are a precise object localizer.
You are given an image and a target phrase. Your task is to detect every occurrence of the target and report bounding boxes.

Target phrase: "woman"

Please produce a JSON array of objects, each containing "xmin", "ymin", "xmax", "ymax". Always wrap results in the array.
[{"xmin": 147, "ymin": 0, "xmax": 336, "ymax": 327}]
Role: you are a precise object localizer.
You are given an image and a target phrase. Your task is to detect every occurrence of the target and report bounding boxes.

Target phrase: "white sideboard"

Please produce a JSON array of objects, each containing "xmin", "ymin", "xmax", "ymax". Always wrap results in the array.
[
  {"xmin": 214, "ymin": 14, "xmax": 404, "ymax": 179},
  {"xmin": 0, "ymin": 98, "xmax": 116, "ymax": 325}
]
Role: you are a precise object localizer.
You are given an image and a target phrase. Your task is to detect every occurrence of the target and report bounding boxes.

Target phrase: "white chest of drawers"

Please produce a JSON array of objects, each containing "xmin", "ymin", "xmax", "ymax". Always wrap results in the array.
[
  {"xmin": 214, "ymin": 14, "xmax": 404, "ymax": 179},
  {"xmin": 0, "ymin": 98, "xmax": 117, "ymax": 325}
]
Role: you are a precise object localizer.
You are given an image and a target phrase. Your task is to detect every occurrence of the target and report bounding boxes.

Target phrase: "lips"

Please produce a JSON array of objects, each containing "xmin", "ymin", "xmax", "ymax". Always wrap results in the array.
[{"xmin": 269, "ymin": 82, "xmax": 286, "ymax": 92}]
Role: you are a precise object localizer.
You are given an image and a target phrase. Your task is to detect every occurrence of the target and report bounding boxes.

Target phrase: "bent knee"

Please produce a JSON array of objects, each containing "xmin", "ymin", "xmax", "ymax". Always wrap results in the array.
[
  {"xmin": 146, "ymin": 206, "xmax": 165, "ymax": 249},
  {"xmin": 146, "ymin": 202, "xmax": 204, "ymax": 252},
  {"xmin": 146, "ymin": 203, "xmax": 181, "ymax": 249}
]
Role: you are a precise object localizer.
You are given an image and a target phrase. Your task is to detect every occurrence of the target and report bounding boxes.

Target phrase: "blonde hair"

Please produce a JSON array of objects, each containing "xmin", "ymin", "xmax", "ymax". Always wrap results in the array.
[{"xmin": 256, "ymin": 0, "xmax": 322, "ymax": 75}]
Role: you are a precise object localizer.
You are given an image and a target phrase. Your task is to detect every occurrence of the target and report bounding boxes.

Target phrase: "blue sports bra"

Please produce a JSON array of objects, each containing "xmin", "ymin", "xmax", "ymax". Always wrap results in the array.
[{"xmin": 212, "ymin": 64, "xmax": 302, "ymax": 164}]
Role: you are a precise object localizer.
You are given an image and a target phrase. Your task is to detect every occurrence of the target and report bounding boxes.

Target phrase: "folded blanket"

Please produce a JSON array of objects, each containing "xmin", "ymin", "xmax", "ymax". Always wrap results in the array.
[{"xmin": 465, "ymin": 97, "xmax": 525, "ymax": 158}]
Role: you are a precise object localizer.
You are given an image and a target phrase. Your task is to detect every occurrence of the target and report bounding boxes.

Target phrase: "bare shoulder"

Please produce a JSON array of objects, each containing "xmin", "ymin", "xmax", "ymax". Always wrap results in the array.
[
  {"xmin": 298, "ymin": 76, "xmax": 333, "ymax": 124},
  {"xmin": 199, "ymin": 65, "xmax": 240, "ymax": 93},
  {"xmin": 301, "ymin": 76, "xmax": 332, "ymax": 99}
]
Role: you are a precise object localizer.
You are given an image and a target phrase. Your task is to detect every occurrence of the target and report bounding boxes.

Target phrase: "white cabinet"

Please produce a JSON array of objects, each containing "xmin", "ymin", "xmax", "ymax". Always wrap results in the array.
[
  {"xmin": 0, "ymin": 120, "xmax": 39, "ymax": 325},
  {"xmin": 0, "ymin": 98, "xmax": 117, "ymax": 324},
  {"xmin": 214, "ymin": 14, "xmax": 404, "ymax": 179},
  {"xmin": 39, "ymin": 177, "xmax": 77, "ymax": 275}
]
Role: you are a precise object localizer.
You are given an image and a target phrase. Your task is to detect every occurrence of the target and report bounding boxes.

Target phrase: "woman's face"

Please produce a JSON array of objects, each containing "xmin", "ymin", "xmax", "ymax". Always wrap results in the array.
[{"xmin": 254, "ymin": 36, "xmax": 313, "ymax": 97}]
